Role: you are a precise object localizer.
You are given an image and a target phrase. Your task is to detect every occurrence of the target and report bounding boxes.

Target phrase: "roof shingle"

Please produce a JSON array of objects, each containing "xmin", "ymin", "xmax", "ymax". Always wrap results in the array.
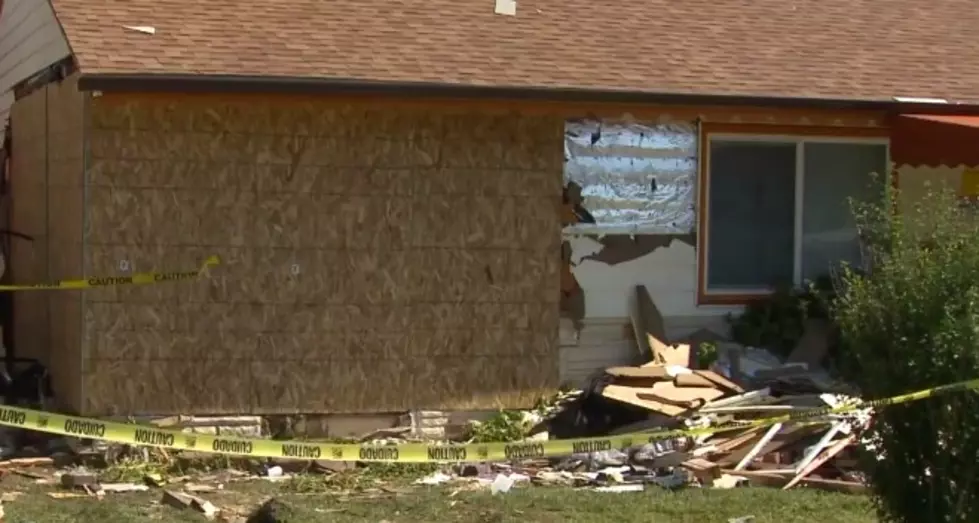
[{"xmin": 49, "ymin": 0, "xmax": 979, "ymax": 102}]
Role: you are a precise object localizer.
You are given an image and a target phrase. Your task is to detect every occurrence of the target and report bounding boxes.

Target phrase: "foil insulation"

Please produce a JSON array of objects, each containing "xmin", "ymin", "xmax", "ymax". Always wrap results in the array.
[{"xmin": 564, "ymin": 120, "xmax": 697, "ymax": 233}]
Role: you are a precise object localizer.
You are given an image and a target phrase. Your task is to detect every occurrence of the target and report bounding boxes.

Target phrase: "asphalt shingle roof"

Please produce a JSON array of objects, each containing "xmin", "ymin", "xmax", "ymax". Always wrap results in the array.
[{"xmin": 49, "ymin": 0, "xmax": 979, "ymax": 102}]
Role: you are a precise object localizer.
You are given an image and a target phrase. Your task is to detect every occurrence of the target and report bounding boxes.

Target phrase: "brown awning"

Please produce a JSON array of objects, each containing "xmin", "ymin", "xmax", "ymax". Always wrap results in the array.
[{"xmin": 892, "ymin": 114, "xmax": 979, "ymax": 167}]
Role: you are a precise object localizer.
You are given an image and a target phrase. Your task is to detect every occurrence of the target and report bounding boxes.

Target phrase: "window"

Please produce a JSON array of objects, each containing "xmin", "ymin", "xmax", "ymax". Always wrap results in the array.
[{"xmin": 702, "ymin": 135, "xmax": 887, "ymax": 299}]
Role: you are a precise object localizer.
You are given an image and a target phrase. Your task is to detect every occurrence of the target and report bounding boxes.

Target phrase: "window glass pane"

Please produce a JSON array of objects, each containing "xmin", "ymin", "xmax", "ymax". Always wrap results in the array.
[
  {"xmin": 801, "ymin": 142, "xmax": 887, "ymax": 282},
  {"xmin": 707, "ymin": 141, "xmax": 797, "ymax": 290}
]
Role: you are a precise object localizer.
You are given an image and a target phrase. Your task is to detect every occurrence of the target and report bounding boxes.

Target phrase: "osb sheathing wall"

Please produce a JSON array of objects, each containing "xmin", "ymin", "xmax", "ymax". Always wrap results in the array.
[
  {"xmin": 9, "ymin": 73, "xmax": 85, "ymax": 409},
  {"xmin": 80, "ymin": 97, "xmax": 563, "ymax": 415}
]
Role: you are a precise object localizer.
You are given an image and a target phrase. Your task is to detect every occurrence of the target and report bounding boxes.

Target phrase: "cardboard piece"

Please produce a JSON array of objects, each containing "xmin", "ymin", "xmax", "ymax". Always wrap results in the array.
[
  {"xmin": 674, "ymin": 373, "xmax": 717, "ymax": 388},
  {"xmin": 693, "ymin": 370, "xmax": 745, "ymax": 393},
  {"xmin": 648, "ymin": 336, "xmax": 692, "ymax": 367},
  {"xmin": 601, "ymin": 382, "xmax": 725, "ymax": 417},
  {"xmin": 786, "ymin": 319, "xmax": 831, "ymax": 368}
]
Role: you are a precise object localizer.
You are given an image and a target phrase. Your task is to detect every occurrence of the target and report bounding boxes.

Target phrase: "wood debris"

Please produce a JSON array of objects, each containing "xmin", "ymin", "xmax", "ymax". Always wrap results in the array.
[
  {"xmin": 544, "ymin": 313, "xmax": 871, "ymax": 494},
  {"xmin": 161, "ymin": 490, "xmax": 221, "ymax": 520}
]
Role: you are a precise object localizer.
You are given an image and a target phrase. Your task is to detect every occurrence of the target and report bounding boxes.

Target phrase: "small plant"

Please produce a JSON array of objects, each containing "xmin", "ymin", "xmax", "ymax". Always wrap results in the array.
[
  {"xmin": 727, "ymin": 285, "xmax": 809, "ymax": 359},
  {"xmin": 465, "ymin": 410, "xmax": 530, "ymax": 443},
  {"xmin": 696, "ymin": 341, "xmax": 718, "ymax": 369},
  {"xmin": 465, "ymin": 391, "xmax": 571, "ymax": 443}
]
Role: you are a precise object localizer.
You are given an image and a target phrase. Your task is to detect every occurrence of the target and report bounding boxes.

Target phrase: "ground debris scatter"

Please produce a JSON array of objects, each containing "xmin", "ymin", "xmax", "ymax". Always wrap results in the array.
[{"xmin": 0, "ymin": 308, "xmax": 886, "ymax": 521}]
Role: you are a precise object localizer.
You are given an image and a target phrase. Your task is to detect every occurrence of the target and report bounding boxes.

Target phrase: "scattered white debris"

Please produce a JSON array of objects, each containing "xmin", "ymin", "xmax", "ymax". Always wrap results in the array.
[
  {"xmin": 713, "ymin": 474, "xmax": 749, "ymax": 489},
  {"xmin": 494, "ymin": 0, "xmax": 516, "ymax": 15},
  {"xmin": 415, "ymin": 471, "xmax": 454, "ymax": 486},
  {"xmin": 490, "ymin": 473, "xmax": 516, "ymax": 494},
  {"xmin": 594, "ymin": 484, "xmax": 644, "ymax": 493},
  {"xmin": 123, "ymin": 25, "xmax": 156, "ymax": 35}
]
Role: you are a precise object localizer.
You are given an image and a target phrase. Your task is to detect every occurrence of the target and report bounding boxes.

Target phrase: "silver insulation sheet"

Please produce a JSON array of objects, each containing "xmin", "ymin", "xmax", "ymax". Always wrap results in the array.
[{"xmin": 564, "ymin": 120, "xmax": 697, "ymax": 233}]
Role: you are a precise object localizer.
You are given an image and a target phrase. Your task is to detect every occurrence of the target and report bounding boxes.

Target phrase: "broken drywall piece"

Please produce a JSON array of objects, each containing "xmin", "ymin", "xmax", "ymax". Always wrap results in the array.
[{"xmin": 494, "ymin": 0, "xmax": 516, "ymax": 16}]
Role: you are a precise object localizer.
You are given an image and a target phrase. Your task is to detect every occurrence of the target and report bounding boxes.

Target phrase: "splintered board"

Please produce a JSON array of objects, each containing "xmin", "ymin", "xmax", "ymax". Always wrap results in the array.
[{"xmin": 78, "ymin": 98, "xmax": 565, "ymax": 415}]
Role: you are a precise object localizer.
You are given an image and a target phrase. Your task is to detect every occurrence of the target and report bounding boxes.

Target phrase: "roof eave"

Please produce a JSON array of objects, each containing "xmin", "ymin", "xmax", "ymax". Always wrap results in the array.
[{"xmin": 75, "ymin": 73, "xmax": 979, "ymax": 115}]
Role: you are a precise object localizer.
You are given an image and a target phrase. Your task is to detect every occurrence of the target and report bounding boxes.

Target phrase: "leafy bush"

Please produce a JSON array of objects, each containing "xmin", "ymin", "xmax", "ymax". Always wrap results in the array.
[
  {"xmin": 727, "ymin": 282, "xmax": 841, "ymax": 360},
  {"xmin": 832, "ymin": 186, "xmax": 979, "ymax": 522},
  {"xmin": 728, "ymin": 286, "xmax": 809, "ymax": 358},
  {"xmin": 697, "ymin": 341, "xmax": 719, "ymax": 369},
  {"xmin": 466, "ymin": 410, "xmax": 529, "ymax": 443}
]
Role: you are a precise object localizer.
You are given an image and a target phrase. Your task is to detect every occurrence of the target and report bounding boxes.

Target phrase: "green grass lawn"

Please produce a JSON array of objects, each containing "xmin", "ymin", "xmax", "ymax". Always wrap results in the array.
[{"xmin": 1, "ymin": 481, "xmax": 878, "ymax": 523}]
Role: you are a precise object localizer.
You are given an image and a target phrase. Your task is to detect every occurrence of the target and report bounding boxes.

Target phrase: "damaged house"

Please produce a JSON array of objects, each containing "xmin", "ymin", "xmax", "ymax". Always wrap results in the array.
[{"xmin": 1, "ymin": 0, "xmax": 979, "ymax": 430}]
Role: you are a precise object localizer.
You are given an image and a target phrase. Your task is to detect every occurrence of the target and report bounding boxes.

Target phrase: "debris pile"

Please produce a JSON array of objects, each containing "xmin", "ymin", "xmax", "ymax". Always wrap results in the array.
[{"xmin": 537, "ymin": 286, "xmax": 872, "ymax": 493}]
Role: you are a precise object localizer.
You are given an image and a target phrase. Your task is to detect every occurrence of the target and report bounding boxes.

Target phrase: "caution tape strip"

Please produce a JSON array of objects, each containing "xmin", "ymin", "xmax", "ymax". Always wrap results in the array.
[
  {"xmin": 0, "ymin": 378, "xmax": 976, "ymax": 463},
  {"xmin": 0, "ymin": 256, "xmax": 220, "ymax": 292}
]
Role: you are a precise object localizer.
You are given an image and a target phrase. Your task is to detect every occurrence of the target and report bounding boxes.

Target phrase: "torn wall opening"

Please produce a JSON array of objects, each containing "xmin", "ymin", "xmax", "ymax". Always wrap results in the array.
[
  {"xmin": 561, "ymin": 119, "xmax": 698, "ymax": 322},
  {"xmin": 559, "ymin": 118, "xmax": 703, "ymax": 386}
]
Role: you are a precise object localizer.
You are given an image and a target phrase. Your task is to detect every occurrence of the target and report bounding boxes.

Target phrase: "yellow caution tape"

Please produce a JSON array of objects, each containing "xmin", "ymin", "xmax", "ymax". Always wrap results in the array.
[
  {"xmin": 0, "ymin": 256, "xmax": 220, "ymax": 292},
  {"xmin": 0, "ymin": 377, "xmax": 975, "ymax": 463}
]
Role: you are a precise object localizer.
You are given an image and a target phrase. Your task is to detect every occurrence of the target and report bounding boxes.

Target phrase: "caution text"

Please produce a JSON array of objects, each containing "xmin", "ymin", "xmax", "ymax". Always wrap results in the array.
[
  {"xmin": 0, "ymin": 408, "xmax": 26, "ymax": 426},
  {"xmin": 64, "ymin": 419, "xmax": 106, "ymax": 438},
  {"xmin": 572, "ymin": 440, "xmax": 612, "ymax": 454},
  {"xmin": 212, "ymin": 439, "xmax": 254, "ymax": 455},
  {"xmin": 504, "ymin": 443, "xmax": 546, "ymax": 460},
  {"xmin": 281, "ymin": 443, "xmax": 322, "ymax": 459},
  {"xmin": 358, "ymin": 447, "xmax": 400, "ymax": 461},
  {"xmin": 427, "ymin": 446, "xmax": 467, "ymax": 461},
  {"xmin": 133, "ymin": 428, "xmax": 176, "ymax": 447}
]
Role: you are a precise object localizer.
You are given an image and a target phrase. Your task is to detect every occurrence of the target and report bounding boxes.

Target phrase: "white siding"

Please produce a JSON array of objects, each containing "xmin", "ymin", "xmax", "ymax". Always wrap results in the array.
[
  {"xmin": 567, "ymin": 235, "xmax": 741, "ymax": 320},
  {"xmin": 558, "ymin": 236, "xmax": 739, "ymax": 387},
  {"xmin": 558, "ymin": 314, "xmax": 732, "ymax": 388},
  {"xmin": 0, "ymin": 0, "xmax": 71, "ymax": 136},
  {"xmin": 559, "ymin": 318, "xmax": 635, "ymax": 387}
]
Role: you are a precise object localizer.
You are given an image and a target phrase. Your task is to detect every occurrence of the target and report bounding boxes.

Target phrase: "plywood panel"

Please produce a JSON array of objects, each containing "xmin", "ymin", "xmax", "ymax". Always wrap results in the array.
[
  {"xmin": 82, "ymin": 99, "xmax": 563, "ymax": 415},
  {"xmin": 9, "ymin": 77, "xmax": 49, "ymax": 366},
  {"xmin": 8, "ymin": 74, "xmax": 85, "ymax": 414},
  {"xmin": 45, "ymin": 75, "xmax": 86, "ymax": 412}
]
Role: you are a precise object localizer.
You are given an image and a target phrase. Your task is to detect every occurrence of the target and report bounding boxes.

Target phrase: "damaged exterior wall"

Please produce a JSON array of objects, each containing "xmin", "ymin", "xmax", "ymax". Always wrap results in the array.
[
  {"xmin": 558, "ymin": 110, "xmax": 889, "ymax": 385},
  {"xmin": 560, "ymin": 119, "xmax": 707, "ymax": 384},
  {"xmin": 78, "ymin": 96, "xmax": 562, "ymax": 415},
  {"xmin": 8, "ymin": 73, "xmax": 85, "ymax": 407},
  {"xmin": 11, "ymin": 87, "xmax": 899, "ymax": 411},
  {"xmin": 562, "ymin": 119, "xmax": 698, "ymax": 323}
]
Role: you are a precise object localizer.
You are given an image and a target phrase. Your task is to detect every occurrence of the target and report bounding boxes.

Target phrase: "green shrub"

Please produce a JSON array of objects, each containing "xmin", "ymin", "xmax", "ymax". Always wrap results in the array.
[
  {"xmin": 697, "ymin": 341, "xmax": 719, "ymax": 369},
  {"xmin": 832, "ymin": 186, "xmax": 979, "ymax": 523},
  {"xmin": 728, "ymin": 285, "xmax": 808, "ymax": 358}
]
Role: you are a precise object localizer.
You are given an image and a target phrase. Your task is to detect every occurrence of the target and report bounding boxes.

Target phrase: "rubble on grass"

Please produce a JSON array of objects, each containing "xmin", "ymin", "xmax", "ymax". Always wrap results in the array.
[
  {"xmin": 0, "ymin": 287, "xmax": 875, "ymax": 498},
  {"xmin": 524, "ymin": 288, "xmax": 873, "ymax": 493}
]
